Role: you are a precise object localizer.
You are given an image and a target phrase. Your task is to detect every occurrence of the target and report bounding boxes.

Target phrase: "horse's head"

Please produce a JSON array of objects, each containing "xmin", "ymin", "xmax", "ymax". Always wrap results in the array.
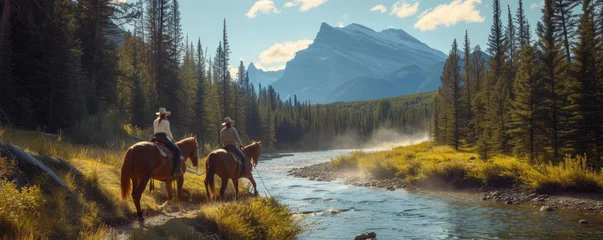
[
  {"xmin": 243, "ymin": 140, "xmax": 262, "ymax": 166},
  {"xmin": 177, "ymin": 137, "xmax": 199, "ymax": 167}
]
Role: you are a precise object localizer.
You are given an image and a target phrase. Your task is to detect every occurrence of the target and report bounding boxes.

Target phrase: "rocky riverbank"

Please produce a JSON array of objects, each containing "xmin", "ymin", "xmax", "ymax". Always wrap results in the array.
[{"xmin": 287, "ymin": 162, "xmax": 603, "ymax": 215}]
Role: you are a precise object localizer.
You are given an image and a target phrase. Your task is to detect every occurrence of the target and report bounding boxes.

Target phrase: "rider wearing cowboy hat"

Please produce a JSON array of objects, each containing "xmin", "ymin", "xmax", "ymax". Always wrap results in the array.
[
  {"xmin": 220, "ymin": 117, "xmax": 248, "ymax": 172},
  {"xmin": 153, "ymin": 107, "xmax": 184, "ymax": 177}
]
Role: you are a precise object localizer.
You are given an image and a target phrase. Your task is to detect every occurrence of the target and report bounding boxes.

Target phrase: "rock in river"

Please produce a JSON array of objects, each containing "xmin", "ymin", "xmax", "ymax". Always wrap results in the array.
[
  {"xmin": 540, "ymin": 206, "xmax": 553, "ymax": 212},
  {"xmin": 354, "ymin": 231, "xmax": 377, "ymax": 240},
  {"xmin": 580, "ymin": 220, "xmax": 588, "ymax": 224}
]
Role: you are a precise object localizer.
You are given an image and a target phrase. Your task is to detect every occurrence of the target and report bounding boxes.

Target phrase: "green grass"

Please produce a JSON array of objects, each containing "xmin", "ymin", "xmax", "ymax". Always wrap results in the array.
[
  {"xmin": 0, "ymin": 128, "xmax": 301, "ymax": 239},
  {"xmin": 331, "ymin": 142, "xmax": 603, "ymax": 192}
]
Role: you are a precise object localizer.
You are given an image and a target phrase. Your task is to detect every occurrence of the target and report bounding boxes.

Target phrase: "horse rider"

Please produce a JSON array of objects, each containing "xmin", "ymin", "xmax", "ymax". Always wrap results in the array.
[
  {"xmin": 220, "ymin": 117, "xmax": 248, "ymax": 172},
  {"xmin": 153, "ymin": 107, "xmax": 184, "ymax": 177}
]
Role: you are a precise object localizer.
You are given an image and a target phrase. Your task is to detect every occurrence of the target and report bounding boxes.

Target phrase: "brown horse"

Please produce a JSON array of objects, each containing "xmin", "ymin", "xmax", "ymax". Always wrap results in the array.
[
  {"xmin": 205, "ymin": 141, "xmax": 262, "ymax": 201},
  {"xmin": 120, "ymin": 137, "xmax": 199, "ymax": 223}
]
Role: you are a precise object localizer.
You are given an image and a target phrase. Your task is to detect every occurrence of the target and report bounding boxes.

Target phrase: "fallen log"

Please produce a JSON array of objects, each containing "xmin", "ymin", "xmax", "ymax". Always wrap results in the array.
[{"xmin": 0, "ymin": 141, "xmax": 74, "ymax": 195}]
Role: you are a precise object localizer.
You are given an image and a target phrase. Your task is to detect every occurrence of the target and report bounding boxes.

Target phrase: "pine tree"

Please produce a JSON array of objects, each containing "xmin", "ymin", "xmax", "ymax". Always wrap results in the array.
[
  {"xmin": 566, "ymin": 0, "xmax": 603, "ymax": 166},
  {"xmin": 538, "ymin": 0, "xmax": 569, "ymax": 162},
  {"xmin": 195, "ymin": 39, "xmax": 206, "ymax": 149},
  {"xmin": 507, "ymin": 5, "xmax": 518, "ymax": 68},
  {"xmin": 488, "ymin": 74, "xmax": 512, "ymax": 154},
  {"xmin": 552, "ymin": 0, "xmax": 581, "ymax": 63},
  {"xmin": 463, "ymin": 31, "xmax": 473, "ymax": 143},
  {"xmin": 235, "ymin": 60, "xmax": 247, "ymax": 138},
  {"xmin": 221, "ymin": 19, "xmax": 231, "ymax": 118},
  {"xmin": 488, "ymin": 0, "xmax": 507, "ymax": 77},
  {"xmin": 515, "ymin": 0, "xmax": 531, "ymax": 48},
  {"xmin": 76, "ymin": 0, "xmax": 123, "ymax": 113},
  {"xmin": 436, "ymin": 39, "xmax": 463, "ymax": 150},
  {"xmin": 509, "ymin": 45, "xmax": 544, "ymax": 162}
]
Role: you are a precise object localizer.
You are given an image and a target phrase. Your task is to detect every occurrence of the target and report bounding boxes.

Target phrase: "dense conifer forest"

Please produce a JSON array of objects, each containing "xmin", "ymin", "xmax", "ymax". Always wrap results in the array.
[
  {"xmin": 0, "ymin": 0, "xmax": 433, "ymax": 152},
  {"xmin": 434, "ymin": 0, "xmax": 603, "ymax": 168}
]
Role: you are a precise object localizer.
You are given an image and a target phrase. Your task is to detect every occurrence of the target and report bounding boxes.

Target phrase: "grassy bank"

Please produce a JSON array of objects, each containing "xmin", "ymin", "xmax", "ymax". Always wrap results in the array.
[
  {"xmin": 133, "ymin": 198, "xmax": 303, "ymax": 240},
  {"xmin": 331, "ymin": 142, "xmax": 603, "ymax": 193},
  {"xmin": 0, "ymin": 128, "xmax": 302, "ymax": 239}
]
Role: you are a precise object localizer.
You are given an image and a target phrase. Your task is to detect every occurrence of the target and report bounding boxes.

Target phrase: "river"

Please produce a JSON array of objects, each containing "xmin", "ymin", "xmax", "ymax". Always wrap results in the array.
[{"xmin": 250, "ymin": 150, "xmax": 603, "ymax": 239}]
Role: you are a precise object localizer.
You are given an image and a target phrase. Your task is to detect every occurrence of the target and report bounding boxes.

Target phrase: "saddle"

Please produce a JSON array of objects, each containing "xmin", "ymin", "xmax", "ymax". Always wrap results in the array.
[
  {"xmin": 223, "ymin": 145, "xmax": 245, "ymax": 174},
  {"xmin": 151, "ymin": 138, "xmax": 184, "ymax": 162}
]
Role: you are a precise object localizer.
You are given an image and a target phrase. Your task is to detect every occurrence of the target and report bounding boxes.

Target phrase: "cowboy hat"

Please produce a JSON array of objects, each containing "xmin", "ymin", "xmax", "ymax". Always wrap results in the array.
[
  {"xmin": 222, "ymin": 117, "xmax": 235, "ymax": 126},
  {"xmin": 156, "ymin": 107, "xmax": 171, "ymax": 116}
]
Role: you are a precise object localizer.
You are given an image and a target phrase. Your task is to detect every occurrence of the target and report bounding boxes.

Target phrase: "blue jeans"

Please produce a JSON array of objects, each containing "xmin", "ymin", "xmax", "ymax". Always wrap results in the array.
[
  {"xmin": 155, "ymin": 133, "xmax": 182, "ymax": 174},
  {"xmin": 226, "ymin": 144, "xmax": 247, "ymax": 172}
]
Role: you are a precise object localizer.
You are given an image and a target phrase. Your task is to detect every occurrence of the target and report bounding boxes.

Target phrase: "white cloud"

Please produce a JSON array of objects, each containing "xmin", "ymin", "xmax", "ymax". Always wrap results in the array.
[
  {"xmin": 284, "ymin": 0, "xmax": 328, "ymax": 12},
  {"xmin": 414, "ymin": 0, "xmax": 485, "ymax": 31},
  {"xmin": 337, "ymin": 21, "xmax": 345, "ymax": 28},
  {"xmin": 229, "ymin": 65, "xmax": 239, "ymax": 80},
  {"xmin": 259, "ymin": 39, "xmax": 313, "ymax": 64},
  {"xmin": 530, "ymin": 1, "xmax": 543, "ymax": 9},
  {"xmin": 246, "ymin": 0, "xmax": 280, "ymax": 19},
  {"xmin": 370, "ymin": 4, "xmax": 387, "ymax": 13},
  {"xmin": 255, "ymin": 63, "xmax": 287, "ymax": 71},
  {"xmin": 390, "ymin": 1, "xmax": 419, "ymax": 19}
]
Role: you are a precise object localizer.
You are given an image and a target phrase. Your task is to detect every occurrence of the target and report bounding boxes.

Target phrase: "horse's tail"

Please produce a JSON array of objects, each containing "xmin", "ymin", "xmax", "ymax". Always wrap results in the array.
[
  {"xmin": 120, "ymin": 146, "xmax": 135, "ymax": 200},
  {"xmin": 204, "ymin": 152, "xmax": 216, "ymax": 198}
]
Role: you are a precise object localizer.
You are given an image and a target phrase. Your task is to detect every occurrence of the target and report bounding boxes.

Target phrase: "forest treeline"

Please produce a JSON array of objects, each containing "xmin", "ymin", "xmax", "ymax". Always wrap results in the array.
[
  {"xmin": 0, "ymin": 0, "xmax": 432, "ymax": 152},
  {"xmin": 434, "ymin": 0, "xmax": 603, "ymax": 167}
]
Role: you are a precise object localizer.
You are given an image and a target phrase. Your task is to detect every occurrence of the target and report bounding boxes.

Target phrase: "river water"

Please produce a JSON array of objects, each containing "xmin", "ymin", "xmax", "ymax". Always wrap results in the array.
[{"xmin": 250, "ymin": 150, "xmax": 603, "ymax": 240}]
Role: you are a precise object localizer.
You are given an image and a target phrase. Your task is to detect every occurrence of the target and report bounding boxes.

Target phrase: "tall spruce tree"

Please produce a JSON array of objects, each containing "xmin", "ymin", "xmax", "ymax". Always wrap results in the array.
[
  {"xmin": 436, "ymin": 39, "xmax": 463, "ymax": 150},
  {"xmin": 507, "ymin": 5, "xmax": 518, "ymax": 68},
  {"xmin": 463, "ymin": 30, "xmax": 473, "ymax": 143},
  {"xmin": 538, "ymin": 0, "xmax": 569, "ymax": 162},
  {"xmin": 195, "ymin": 39, "xmax": 206, "ymax": 149},
  {"xmin": 516, "ymin": 0, "xmax": 530, "ymax": 48},
  {"xmin": 488, "ymin": 0, "xmax": 507, "ymax": 77},
  {"xmin": 566, "ymin": 0, "xmax": 603, "ymax": 166},
  {"xmin": 509, "ymin": 45, "xmax": 544, "ymax": 162},
  {"xmin": 552, "ymin": 0, "xmax": 581, "ymax": 63},
  {"xmin": 221, "ymin": 19, "xmax": 231, "ymax": 118}
]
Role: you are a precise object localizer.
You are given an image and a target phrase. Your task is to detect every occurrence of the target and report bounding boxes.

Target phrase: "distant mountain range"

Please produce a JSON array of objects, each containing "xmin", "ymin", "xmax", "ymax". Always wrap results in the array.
[
  {"xmin": 247, "ymin": 63, "xmax": 284, "ymax": 88},
  {"xmin": 247, "ymin": 22, "xmax": 487, "ymax": 103}
]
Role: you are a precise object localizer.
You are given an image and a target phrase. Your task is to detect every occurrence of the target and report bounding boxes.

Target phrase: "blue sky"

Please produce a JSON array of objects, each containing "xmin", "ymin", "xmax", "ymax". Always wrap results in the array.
[{"xmin": 128, "ymin": 0, "xmax": 545, "ymax": 77}]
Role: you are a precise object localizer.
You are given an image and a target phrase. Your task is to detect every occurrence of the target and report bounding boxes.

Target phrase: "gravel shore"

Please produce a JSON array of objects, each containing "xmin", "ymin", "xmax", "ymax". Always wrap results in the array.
[{"xmin": 288, "ymin": 162, "xmax": 603, "ymax": 214}]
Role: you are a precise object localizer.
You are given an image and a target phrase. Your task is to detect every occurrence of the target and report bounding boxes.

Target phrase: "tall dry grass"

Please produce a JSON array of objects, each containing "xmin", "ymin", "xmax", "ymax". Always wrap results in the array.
[
  {"xmin": 331, "ymin": 142, "xmax": 603, "ymax": 192},
  {"xmin": 0, "ymin": 127, "xmax": 301, "ymax": 239}
]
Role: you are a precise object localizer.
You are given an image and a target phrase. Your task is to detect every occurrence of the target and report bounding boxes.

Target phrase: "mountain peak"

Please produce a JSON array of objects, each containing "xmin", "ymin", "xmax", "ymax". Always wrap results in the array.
[
  {"xmin": 248, "ymin": 62, "xmax": 258, "ymax": 71},
  {"xmin": 343, "ymin": 23, "xmax": 375, "ymax": 33}
]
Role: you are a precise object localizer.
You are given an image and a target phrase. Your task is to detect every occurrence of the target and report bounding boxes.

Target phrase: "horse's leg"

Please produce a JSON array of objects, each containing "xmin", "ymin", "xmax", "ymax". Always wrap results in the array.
[
  {"xmin": 133, "ymin": 176, "xmax": 150, "ymax": 224},
  {"xmin": 219, "ymin": 178, "xmax": 228, "ymax": 201},
  {"xmin": 131, "ymin": 177, "xmax": 140, "ymax": 200},
  {"xmin": 204, "ymin": 178, "xmax": 212, "ymax": 202},
  {"xmin": 159, "ymin": 180, "xmax": 173, "ymax": 210},
  {"xmin": 176, "ymin": 176, "xmax": 185, "ymax": 214},
  {"xmin": 248, "ymin": 176, "xmax": 259, "ymax": 196},
  {"xmin": 232, "ymin": 178, "xmax": 239, "ymax": 201}
]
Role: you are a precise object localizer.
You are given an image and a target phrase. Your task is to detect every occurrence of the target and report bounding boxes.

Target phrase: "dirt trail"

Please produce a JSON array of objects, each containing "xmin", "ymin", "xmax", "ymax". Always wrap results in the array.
[{"xmin": 105, "ymin": 202, "xmax": 217, "ymax": 240}]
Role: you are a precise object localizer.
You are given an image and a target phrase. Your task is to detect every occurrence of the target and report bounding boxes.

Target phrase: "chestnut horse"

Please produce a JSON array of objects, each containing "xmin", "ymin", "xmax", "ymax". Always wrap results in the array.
[
  {"xmin": 205, "ymin": 141, "xmax": 262, "ymax": 201},
  {"xmin": 120, "ymin": 137, "xmax": 199, "ymax": 223}
]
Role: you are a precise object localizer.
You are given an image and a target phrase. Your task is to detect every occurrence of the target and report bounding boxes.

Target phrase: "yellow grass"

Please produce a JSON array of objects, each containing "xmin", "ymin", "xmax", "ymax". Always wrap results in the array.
[
  {"xmin": 200, "ymin": 197, "xmax": 304, "ymax": 240},
  {"xmin": 0, "ymin": 128, "xmax": 299, "ymax": 239},
  {"xmin": 331, "ymin": 142, "xmax": 603, "ymax": 192}
]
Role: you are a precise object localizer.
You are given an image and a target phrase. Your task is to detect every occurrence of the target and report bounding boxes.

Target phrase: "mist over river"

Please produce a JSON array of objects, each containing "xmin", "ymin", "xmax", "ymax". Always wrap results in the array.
[{"xmin": 250, "ymin": 150, "xmax": 603, "ymax": 239}]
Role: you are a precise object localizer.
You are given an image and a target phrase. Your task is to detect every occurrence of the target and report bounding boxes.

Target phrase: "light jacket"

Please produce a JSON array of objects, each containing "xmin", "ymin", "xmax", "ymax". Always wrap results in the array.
[{"xmin": 153, "ymin": 118, "xmax": 174, "ymax": 140}]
